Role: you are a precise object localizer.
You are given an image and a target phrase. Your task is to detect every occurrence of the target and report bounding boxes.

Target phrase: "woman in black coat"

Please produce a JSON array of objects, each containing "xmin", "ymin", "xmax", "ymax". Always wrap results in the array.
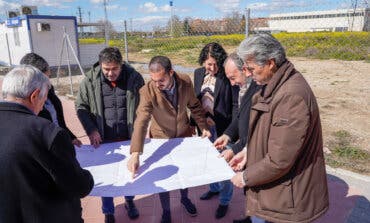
[{"xmin": 192, "ymin": 42, "xmax": 238, "ymax": 219}]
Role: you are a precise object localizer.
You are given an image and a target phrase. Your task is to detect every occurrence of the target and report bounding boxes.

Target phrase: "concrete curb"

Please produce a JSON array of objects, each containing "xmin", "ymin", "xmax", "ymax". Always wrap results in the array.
[{"xmin": 326, "ymin": 165, "xmax": 370, "ymax": 199}]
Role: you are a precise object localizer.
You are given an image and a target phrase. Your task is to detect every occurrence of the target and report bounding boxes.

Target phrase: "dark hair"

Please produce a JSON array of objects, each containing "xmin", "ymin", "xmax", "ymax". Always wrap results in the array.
[
  {"xmin": 99, "ymin": 47, "xmax": 123, "ymax": 64},
  {"xmin": 20, "ymin": 53, "xmax": 49, "ymax": 73},
  {"xmin": 149, "ymin": 56, "xmax": 172, "ymax": 74},
  {"xmin": 198, "ymin": 42, "xmax": 227, "ymax": 69}
]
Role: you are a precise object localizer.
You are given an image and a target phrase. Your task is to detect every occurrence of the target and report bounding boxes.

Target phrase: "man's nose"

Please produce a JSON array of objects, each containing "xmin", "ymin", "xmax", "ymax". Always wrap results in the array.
[{"xmin": 245, "ymin": 71, "xmax": 252, "ymax": 77}]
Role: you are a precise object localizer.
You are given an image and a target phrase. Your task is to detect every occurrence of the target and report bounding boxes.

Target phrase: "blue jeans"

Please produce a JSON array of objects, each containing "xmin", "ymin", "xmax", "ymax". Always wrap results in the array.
[
  {"xmin": 208, "ymin": 125, "xmax": 233, "ymax": 205},
  {"xmin": 251, "ymin": 216, "xmax": 273, "ymax": 223},
  {"xmin": 101, "ymin": 196, "xmax": 134, "ymax": 214},
  {"xmin": 209, "ymin": 180, "xmax": 233, "ymax": 205}
]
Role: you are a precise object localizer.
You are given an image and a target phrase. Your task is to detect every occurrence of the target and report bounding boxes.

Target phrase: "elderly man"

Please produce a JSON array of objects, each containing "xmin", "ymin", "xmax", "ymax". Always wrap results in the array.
[
  {"xmin": 214, "ymin": 52, "xmax": 260, "ymax": 163},
  {"xmin": 76, "ymin": 47, "xmax": 144, "ymax": 223},
  {"xmin": 127, "ymin": 56, "xmax": 211, "ymax": 223},
  {"xmin": 230, "ymin": 34, "xmax": 329, "ymax": 223},
  {"xmin": 0, "ymin": 66, "xmax": 94, "ymax": 223},
  {"xmin": 214, "ymin": 53, "xmax": 261, "ymax": 223}
]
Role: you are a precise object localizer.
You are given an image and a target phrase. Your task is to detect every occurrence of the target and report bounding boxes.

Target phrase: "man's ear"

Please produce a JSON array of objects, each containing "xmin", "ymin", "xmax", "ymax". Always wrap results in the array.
[
  {"xmin": 169, "ymin": 69, "xmax": 174, "ymax": 77},
  {"xmin": 268, "ymin": 58, "xmax": 277, "ymax": 71},
  {"xmin": 29, "ymin": 88, "xmax": 41, "ymax": 105}
]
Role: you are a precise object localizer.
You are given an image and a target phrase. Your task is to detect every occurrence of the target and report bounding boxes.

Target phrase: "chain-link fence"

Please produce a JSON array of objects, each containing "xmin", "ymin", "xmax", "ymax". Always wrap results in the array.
[{"xmin": 78, "ymin": 5, "xmax": 370, "ymax": 67}]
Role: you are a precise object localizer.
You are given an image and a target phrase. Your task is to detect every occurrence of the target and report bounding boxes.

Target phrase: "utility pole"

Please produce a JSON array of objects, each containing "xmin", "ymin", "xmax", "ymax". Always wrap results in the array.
[
  {"xmin": 88, "ymin": 11, "xmax": 91, "ymax": 33},
  {"xmin": 103, "ymin": 0, "xmax": 109, "ymax": 45},
  {"xmin": 77, "ymin": 6, "xmax": 84, "ymax": 35}
]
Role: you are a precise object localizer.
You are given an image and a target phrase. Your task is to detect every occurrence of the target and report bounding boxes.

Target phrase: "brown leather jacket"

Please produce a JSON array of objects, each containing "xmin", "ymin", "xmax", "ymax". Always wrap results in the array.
[
  {"xmin": 243, "ymin": 60, "xmax": 329, "ymax": 223},
  {"xmin": 130, "ymin": 72, "xmax": 208, "ymax": 153}
]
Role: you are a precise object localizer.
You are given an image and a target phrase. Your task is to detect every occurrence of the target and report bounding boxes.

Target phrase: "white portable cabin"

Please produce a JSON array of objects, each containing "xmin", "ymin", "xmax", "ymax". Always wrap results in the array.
[{"xmin": 0, "ymin": 15, "xmax": 79, "ymax": 67}]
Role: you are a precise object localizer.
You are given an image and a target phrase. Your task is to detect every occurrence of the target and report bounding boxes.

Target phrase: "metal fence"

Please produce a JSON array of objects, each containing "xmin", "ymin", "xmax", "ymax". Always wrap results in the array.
[{"xmin": 78, "ymin": 5, "xmax": 370, "ymax": 67}]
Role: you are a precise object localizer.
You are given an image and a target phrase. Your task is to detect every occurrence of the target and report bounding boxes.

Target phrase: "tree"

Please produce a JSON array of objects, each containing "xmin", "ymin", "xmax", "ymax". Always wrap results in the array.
[
  {"xmin": 241, "ymin": 14, "xmax": 246, "ymax": 33},
  {"xmin": 183, "ymin": 17, "xmax": 192, "ymax": 35},
  {"xmin": 95, "ymin": 19, "xmax": 117, "ymax": 36},
  {"xmin": 167, "ymin": 15, "xmax": 183, "ymax": 37},
  {"xmin": 224, "ymin": 11, "xmax": 243, "ymax": 34}
]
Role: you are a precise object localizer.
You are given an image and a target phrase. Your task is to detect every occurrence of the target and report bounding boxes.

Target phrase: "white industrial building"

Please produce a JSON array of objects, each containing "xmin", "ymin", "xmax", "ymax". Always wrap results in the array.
[
  {"xmin": 268, "ymin": 8, "xmax": 370, "ymax": 32},
  {"xmin": 0, "ymin": 14, "xmax": 80, "ymax": 67}
]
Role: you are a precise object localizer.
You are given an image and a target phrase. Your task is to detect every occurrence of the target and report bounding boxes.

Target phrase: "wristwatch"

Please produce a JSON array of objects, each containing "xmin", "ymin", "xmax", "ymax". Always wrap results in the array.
[{"xmin": 241, "ymin": 172, "xmax": 247, "ymax": 186}]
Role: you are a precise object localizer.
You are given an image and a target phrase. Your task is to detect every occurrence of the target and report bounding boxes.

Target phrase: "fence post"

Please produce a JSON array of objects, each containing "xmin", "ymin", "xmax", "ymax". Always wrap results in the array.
[
  {"xmin": 170, "ymin": 1, "xmax": 173, "ymax": 37},
  {"xmin": 245, "ymin": 8, "xmax": 250, "ymax": 37},
  {"xmin": 124, "ymin": 20, "xmax": 129, "ymax": 63},
  {"xmin": 103, "ymin": 0, "xmax": 110, "ymax": 46},
  {"xmin": 5, "ymin": 33, "xmax": 12, "ymax": 66}
]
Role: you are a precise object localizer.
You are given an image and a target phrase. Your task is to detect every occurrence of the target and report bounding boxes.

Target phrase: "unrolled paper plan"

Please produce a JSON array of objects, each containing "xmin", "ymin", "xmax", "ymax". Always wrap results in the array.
[{"xmin": 76, "ymin": 137, "xmax": 235, "ymax": 197}]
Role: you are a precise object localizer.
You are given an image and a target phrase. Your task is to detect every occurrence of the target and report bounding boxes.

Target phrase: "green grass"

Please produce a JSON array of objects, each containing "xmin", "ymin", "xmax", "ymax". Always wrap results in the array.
[
  {"xmin": 325, "ymin": 130, "xmax": 370, "ymax": 174},
  {"xmin": 80, "ymin": 31, "xmax": 370, "ymax": 63}
]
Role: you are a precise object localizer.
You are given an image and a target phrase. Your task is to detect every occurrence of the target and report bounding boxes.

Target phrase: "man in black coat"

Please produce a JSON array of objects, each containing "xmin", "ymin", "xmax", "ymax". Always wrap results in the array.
[
  {"xmin": 20, "ymin": 53, "xmax": 82, "ymax": 147},
  {"xmin": 214, "ymin": 53, "xmax": 261, "ymax": 223},
  {"xmin": 0, "ymin": 65, "xmax": 94, "ymax": 223},
  {"xmin": 215, "ymin": 53, "xmax": 261, "ymax": 161}
]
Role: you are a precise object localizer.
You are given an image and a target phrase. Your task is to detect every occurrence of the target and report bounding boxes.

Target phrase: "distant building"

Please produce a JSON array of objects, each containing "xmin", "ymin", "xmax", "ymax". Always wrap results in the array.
[{"xmin": 269, "ymin": 8, "xmax": 370, "ymax": 32}]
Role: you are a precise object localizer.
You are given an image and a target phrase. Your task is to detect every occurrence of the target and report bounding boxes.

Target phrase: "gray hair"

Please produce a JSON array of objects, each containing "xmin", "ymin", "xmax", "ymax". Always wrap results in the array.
[
  {"xmin": 2, "ymin": 65, "xmax": 50, "ymax": 99},
  {"xmin": 224, "ymin": 52, "xmax": 244, "ymax": 72},
  {"xmin": 237, "ymin": 34, "xmax": 286, "ymax": 67}
]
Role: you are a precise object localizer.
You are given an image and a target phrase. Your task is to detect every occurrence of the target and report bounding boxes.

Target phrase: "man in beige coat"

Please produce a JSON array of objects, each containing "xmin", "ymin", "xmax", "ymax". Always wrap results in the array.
[
  {"xmin": 230, "ymin": 34, "xmax": 329, "ymax": 223},
  {"xmin": 127, "ymin": 56, "xmax": 211, "ymax": 223}
]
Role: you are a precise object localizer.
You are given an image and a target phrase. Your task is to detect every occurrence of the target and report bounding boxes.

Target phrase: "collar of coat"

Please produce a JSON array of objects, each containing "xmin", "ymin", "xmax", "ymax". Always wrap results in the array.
[{"xmin": 253, "ymin": 60, "xmax": 296, "ymax": 108}]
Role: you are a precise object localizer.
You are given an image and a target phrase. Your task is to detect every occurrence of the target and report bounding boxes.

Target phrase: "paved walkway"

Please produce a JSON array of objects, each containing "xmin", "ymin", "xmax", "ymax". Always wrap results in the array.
[
  {"xmin": 0, "ymin": 76, "xmax": 369, "ymax": 222},
  {"xmin": 59, "ymin": 96, "xmax": 370, "ymax": 223}
]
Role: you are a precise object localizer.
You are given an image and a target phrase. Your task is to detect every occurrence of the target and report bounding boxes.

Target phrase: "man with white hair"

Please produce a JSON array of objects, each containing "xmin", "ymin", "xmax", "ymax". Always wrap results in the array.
[
  {"xmin": 0, "ymin": 65, "xmax": 94, "ymax": 223},
  {"xmin": 230, "ymin": 34, "xmax": 329, "ymax": 223}
]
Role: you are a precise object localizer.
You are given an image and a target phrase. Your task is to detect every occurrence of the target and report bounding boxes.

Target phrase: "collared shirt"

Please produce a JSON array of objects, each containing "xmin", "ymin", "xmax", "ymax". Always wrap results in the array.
[
  {"xmin": 238, "ymin": 77, "xmax": 252, "ymax": 108},
  {"xmin": 44, "ymin": 99, "xmax": 59, "ymax": 126},
  {"xmin": 163, "ymin": 77, "xmax": 178, "ymax": 109}
]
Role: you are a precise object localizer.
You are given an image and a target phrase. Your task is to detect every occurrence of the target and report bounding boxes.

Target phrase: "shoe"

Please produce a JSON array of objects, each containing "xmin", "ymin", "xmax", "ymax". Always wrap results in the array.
[
  {"xmin": 124, "ymin": 200, "xmax": 139, "ymax": 219},
  {"xmin": 215, "ymin": 204, "xmax": 228, "ymax": 219},
  {"xmin": 104, "ymin": 214, "xmax": 115, "ymax": 223},
  {"xmin": 199, "ymin": 191, "xmax": 220, "ymax": 200},
  {"xmin": 161, "ymin": 210, "xmax": 171, "ymax": 223},
  {"xmin": 233, "ymin": 216, "xmax": 252, "ymax": 223},
  {"xmin": 181, "ymin": 198, "xmax": 197, "ymax": 216}
]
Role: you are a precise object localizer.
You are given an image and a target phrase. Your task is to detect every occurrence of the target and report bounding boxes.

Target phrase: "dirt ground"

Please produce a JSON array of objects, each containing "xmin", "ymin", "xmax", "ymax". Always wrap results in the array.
[
  {"xmin": 288, "ymin": 58, "xmax": 370, "ymax": 153},
  {"xmin": 51, "ymin": 57, "xmax": 369, "ymax": 153}
]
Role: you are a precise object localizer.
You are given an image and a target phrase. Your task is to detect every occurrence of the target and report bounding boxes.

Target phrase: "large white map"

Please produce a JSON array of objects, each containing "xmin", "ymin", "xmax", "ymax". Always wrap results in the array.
[{"xmin": 76, "ymin": 137, "xmax": 235, "ymax": 197}]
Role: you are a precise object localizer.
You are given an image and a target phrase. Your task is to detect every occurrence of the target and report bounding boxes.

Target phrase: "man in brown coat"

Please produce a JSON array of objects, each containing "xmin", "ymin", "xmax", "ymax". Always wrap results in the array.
[
  {"xmin": 127, "ymin": 56, "xmax": 211, "ymax": 223},
  {"xmin": 230, "ymin": 34, "xmax": 329, "ymax": 223}
]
